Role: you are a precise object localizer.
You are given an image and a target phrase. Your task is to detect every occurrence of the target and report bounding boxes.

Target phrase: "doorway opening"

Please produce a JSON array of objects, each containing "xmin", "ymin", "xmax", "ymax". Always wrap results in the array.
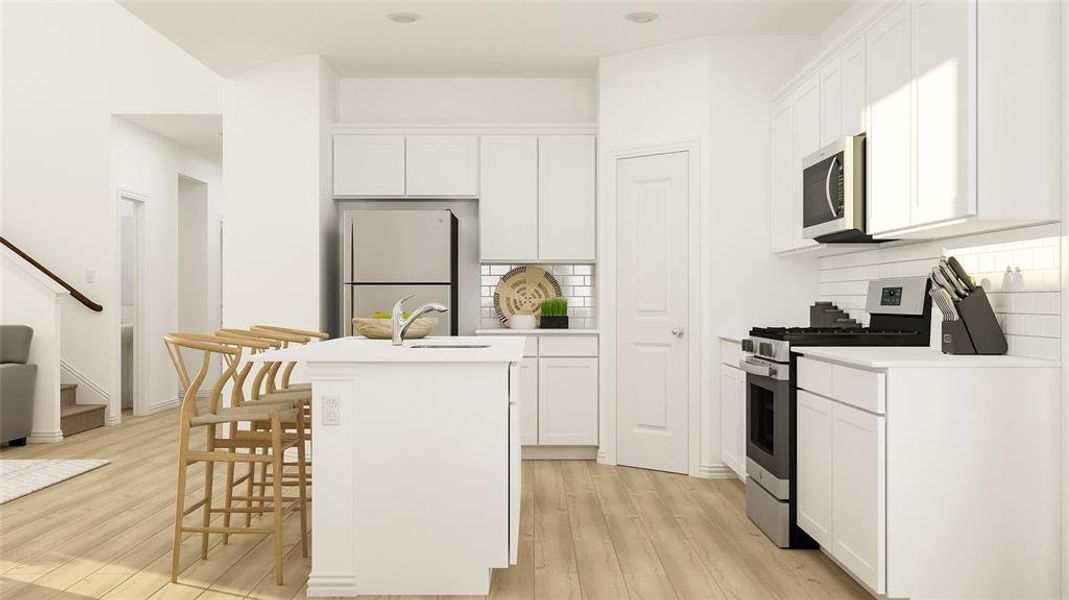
[
  {"xmin": 119, "ymin": 192, "xmax": 146, "ymax": 416},
  {"xmin": 178, "ymin": 175, "xmax": 213, "ymax": 385}
]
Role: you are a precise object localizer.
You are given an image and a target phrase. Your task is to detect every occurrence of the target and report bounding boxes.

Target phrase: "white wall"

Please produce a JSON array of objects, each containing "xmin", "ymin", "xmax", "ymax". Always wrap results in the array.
[
  {"xmin": 598, "ymin": 35, "xmax": 820, "ymax": 475},
  {"xmin": 111, "ymin": 117, "xmax": 222, "ymax": 417},
  {"xmin": 1, "ymin": 0, "xmax": 221, "ymax": 419},
  {"xmin": 338, "ymin": 78, "xmax": 596, "ymax": 123},
  {"xmin": 223, "ymin": 55, "xmax": 338, "ymax": 335}
]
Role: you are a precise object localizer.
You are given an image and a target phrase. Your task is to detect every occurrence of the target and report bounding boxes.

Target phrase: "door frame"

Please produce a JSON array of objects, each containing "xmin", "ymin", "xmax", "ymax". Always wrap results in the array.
[
  {"xmin": 599, "ymin": 137, "xmax": 708, "ymax": 478},
  {"xmin": 114, "ymin": 188, "xmax": 149, "ymax": 419}
]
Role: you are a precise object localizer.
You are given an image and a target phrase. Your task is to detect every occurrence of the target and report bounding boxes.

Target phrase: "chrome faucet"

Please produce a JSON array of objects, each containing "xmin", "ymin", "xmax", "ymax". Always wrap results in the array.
[{"xmin": 392, "ymin": 294, "xmax": 448, "ymax": 346}]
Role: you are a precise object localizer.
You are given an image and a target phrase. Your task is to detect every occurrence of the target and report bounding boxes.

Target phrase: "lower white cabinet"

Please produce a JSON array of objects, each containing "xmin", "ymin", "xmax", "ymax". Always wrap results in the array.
[
  {"xmin": 517, "ymin": 357, "xmax": 538, "ymax": 445},
  {"xmin": 718, "ymin": 364, "xmax": 746, "ymax": 479},
  {"xmin": 538, "ymin": 357, "xmax": 598, "ymax": 445},
  {"xmin": 796, "ymin": 390, "xmax": 833, "ymax": 547}
]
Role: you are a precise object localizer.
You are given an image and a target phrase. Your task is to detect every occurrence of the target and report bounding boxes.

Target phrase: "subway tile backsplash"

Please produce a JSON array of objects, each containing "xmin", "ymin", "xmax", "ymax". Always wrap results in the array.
[
  {"xmin": 818, "ymin": 223, "xmax": 1062, "ymax": 361},
  {"xmin": 479, "ymin": 264, "xmax": 597, "ymax": 329}
]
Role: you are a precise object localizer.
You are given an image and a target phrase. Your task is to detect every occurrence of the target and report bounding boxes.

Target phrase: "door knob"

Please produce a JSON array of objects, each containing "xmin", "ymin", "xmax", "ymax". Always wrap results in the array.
[{"xmin": 671, "ymin": 327, "xmax": 684, "ymax": 337}]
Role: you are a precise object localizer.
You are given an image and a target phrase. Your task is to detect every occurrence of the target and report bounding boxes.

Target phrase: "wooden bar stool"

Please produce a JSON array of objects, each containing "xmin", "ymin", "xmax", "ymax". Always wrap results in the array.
[
  {"xmin": 163, "ymin": 333, "xmax": 308, "ymax": 585},
  {"xmin": 252, "ymin": 325, "xmax": 330, "ymax": 394}
]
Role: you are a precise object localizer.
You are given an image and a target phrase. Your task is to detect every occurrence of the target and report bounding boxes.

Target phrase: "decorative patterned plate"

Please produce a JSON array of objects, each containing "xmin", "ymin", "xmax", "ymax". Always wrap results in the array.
[{"xmin": 493, "ymin": 266, "xmax": 562, "ymax": 326}]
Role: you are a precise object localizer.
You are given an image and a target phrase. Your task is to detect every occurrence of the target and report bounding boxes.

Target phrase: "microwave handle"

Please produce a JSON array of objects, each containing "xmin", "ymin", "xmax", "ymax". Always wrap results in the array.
[{"xmin": 825, "ymin": 156, "xmax": 840, "ymax": 217}]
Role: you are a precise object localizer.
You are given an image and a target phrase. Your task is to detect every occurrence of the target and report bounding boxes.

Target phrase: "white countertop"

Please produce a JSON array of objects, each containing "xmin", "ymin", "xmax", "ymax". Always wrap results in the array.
[
  {"xmin": 718, "ymin": 334, "xmax": 744, "ymax": 344},
  {"xmin": 251, "ymin": 335, "xmax": 525, "ymax": 364},
  {"xmin": 475, "ymin": 328, "xmax": 599, "ymax": 336},
  {"xmin": 794, "ymin": 346, "xmax": 1060, "ymax": 369}
]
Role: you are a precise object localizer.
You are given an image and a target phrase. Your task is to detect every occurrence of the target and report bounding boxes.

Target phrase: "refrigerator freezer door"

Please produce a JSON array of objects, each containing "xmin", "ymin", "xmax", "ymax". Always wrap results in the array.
[
  {"xmin": 350, "ymin": 284, "xmax": 453, "ymax": 336},
  {"xmin": 349, "ymin": 210, "xmax": 452, "ymax": 283}
]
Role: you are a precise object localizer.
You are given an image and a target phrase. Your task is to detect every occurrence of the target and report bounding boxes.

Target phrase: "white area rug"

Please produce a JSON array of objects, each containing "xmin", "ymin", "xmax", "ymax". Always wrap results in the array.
[{"xmin": 0, "ymin": 459, "xmax": 109, "ymax": 504}]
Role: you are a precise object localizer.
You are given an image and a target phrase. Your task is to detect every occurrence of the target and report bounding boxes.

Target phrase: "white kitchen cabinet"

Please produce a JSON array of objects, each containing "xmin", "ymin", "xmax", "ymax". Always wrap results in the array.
[
  {"xmin": 865, "ymin": 2, "xmax": 913, "ymax": 236},
  {"xmin": 537, "ymin": 357, "xmax": 598, "ymax": 445},
  {"xmin": 840, "ymin": 36, "xmax": 867, "ymax": 137},
  {"xmin": 768, "ymin": 99, "xmax": 796, "ymax": 254},
  {"xmin": 508, "ymin": 362, "xmax": 521, "ymax": 564},
  {"xmin": 831, "ymin": 402, "xmax": 885, "ymax": 592},
  {"xmin": 796, "ymin": 390, "xmax": 833, "ymax": 548},
  {"xmin": 333, "ymin": 135, "xmax": 406, "ymax": 197},
  {"xmin": 719, "ymin": 364, "xmax": 746, "ymax": 479},
  {"xmin": 819, "ymin": 58, "xmax": 842, "ymax": 147},
  {"xmin": 405, "ymin": 135, "xmax": 478, "ymax": 197},
  {"xmin": 479, "ymin": 136, "xmax": 538, "ymax": 261},
  {"xmin": 789, "ymin": 74, "xmax": 821, "ymax": 251},
  {"xmin": 538, "ymin": 135, "xmax": 596, "ymax": 262},
  {"xmin": 517, "ymin": 356, "xmax": 538, "ymax": 445}
]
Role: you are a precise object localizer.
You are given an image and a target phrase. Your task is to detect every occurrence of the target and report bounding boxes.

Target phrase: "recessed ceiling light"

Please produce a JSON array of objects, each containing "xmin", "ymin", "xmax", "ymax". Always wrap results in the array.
[
  {"xmin": 387, "ymin": 12, "xmax": 421, "ymax": 24},
  {"xmin": 625, "ymin": 12, "xmax": 658, "ymax": 24}
]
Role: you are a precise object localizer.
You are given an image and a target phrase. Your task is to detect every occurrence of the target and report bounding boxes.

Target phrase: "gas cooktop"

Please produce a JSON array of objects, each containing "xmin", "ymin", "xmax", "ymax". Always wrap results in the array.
[{"xmin": 748, "ymin": 326, "xmax": 929, "ymax": 345}]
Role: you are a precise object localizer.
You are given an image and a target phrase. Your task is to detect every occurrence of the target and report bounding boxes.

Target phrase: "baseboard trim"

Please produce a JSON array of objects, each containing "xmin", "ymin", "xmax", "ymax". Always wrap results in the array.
[
  {"xmin": 697, "ymin": 463, "xmax": 740, "ymax": 480},
  {"xmin": 105, "ymin": 413, "xmax": 122, "ymax": 426},
  {"xmin": 306, "ymin": 575, "xmax": 359, "ymax": 597},
  {"xmin": 523, "ymin": 446, "xmax": 598, "ymax": 460},
  {"xmin": 60, "ymin": 360, "xmax": 110, "ymax": 406},
  {"xmin": 146, "ymin": 398, "xmax": 180, "ymax": 414},
  {"xmin": 28, "ymin": 430, "xmax": 64, "ymax": 443},
  {"xmin": 596, "ymin": 449, "xmax": 614, "ymax": 465}
]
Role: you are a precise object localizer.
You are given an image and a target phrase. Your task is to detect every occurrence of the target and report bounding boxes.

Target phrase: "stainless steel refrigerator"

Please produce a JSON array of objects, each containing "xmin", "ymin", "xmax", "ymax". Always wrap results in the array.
[{"xmin": 342, "ymin": 209, "xmax": 458, "ymax": 336}]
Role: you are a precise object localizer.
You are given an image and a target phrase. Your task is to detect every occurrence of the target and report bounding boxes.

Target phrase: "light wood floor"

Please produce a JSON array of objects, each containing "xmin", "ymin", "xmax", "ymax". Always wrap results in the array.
[{"xmin": 0, "ymin": 407, "xmax": 869, "ymax": 600}]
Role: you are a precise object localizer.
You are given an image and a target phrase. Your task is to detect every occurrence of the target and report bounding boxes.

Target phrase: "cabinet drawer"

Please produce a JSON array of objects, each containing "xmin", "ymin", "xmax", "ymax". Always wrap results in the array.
[
  {"xmin": 797, "ymin": 357, "xmax": 833, "ymax": 397},
  {"xmin": 538, "ymin": 335, "xmax": 598, "ymax": 357},
  {"xmin": 798, "ymin": 357, "xmax": 886, "ymax": 415},
  {"xmin": 720, "ymin": 340, "xmax": 744, "ymax": 368}
]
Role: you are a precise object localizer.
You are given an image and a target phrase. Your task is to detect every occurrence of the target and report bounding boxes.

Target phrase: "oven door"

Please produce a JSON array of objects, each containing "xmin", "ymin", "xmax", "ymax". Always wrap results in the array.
[{"xmin": 740, "ymin": 361, "xmax": 791, "ymax": 482}]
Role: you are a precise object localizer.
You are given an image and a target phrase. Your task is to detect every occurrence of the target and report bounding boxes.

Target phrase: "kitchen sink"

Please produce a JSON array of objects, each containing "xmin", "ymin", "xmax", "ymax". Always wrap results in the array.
[{"xmin": 408, "ymin": 344, "xmax": 491, "ymax": 349}]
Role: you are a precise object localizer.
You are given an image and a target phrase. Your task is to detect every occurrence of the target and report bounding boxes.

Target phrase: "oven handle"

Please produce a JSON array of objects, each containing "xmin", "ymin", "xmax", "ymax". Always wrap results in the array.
[
  {"xmin": 739, "ymin": 358, "xmax": 773, "ymax": 378},
  {"xmin": 825, "ymin": 155, "xmax": 840, "ymax": 217}
]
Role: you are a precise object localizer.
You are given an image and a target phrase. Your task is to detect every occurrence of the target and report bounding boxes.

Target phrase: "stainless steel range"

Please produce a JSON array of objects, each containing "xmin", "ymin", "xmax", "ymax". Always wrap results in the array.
[{"xmin": 741, "ymin": 277, "xmax": 932, "ymax": 548}]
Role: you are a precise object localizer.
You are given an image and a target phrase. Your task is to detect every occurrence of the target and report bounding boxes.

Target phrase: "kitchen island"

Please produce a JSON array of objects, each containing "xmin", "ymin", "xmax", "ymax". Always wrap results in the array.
[{"xmin": 254, "ymin": 336, "xmax": 525, "ymax": 597}]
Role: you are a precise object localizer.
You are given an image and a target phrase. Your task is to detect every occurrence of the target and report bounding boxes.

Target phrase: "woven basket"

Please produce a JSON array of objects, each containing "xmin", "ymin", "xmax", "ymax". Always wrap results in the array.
[
  {"xmin": 352, "ymin": 317, "xmax": 438, "ymax": 340},
  {"xmin": 493, "ymin": 266, "xmax": 562, "ymax": 326}
]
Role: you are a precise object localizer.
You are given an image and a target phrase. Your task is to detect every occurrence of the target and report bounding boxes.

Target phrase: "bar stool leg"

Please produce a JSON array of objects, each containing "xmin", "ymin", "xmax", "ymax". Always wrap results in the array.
[
  {"xmin": 295, "ymin": 410, "xmax": 310, "ymax": 558},
  {"xmin": 201, "ymin": 456, "xmax": 215, "ymax": 558},
  {"xmin": 223, "ymin": 449, "xmax": 235, "ymax": 544},
  {"xmin": 270, "ymin": 414, "xmax": 285, "ymax": 585},
  {"xmin": 171, "ymin": 424, "xmax": 191, "ymax": 583}
]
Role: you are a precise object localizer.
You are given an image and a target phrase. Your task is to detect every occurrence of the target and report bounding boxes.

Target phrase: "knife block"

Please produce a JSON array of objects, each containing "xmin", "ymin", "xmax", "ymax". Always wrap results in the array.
[{"xmin": 940, "ymin": 287, "xmax": 1008, "ymax": 355}]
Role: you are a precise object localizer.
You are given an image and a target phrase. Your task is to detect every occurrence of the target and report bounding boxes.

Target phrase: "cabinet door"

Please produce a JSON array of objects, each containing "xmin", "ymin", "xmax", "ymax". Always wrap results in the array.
[
  {"xmin": 913, "ymin": 0, "xmax": 974, "ymax": 227},
  {"xmin": 479, "ymin": 136, "xmax": 538, "ymax": 261},
  {"xmin": 791, "ymin": 74, "xmax": 821, "ymax": 250},
  {"xmin": 518, "ymin": 356, "xmax": 538, "ymax": 445},
  {"xmin": 832, "ymin": 403, "xmax": 886, "ymax": 594},
  {"xmin": 796, "ymin": 390, "xmax": 833, "ymax": 547},
  {"xmin": 333, "ymin": 135, "xmax": 405, "ymax": 197},
  {"xmin": 866, "ymin": 3, "xmax": 913, "ymax": 235},
  {"xmin": 841, "ymin": 36, "xmax": 867, "ymax": 137},
  {"xmin": 537, "ymin": 357, "xmax": 597, "ymax": 445},
  {"xmin": 820, "ymin": 57, "xmax": 843, "ymax": 147},
  {"xmin": 405, "ymin": 135, "xmax": 479, "ymax": 197},
  {"xmin": 769, "ymin": 98, "xmax": 795, "ymax": 254},
  {"xmin": 720, "ymin": 365, "xmax": 745, "ymax": 477},
  {"xmin": 538, "ymin": 135, "xmax": 596, "ymax": 261}
]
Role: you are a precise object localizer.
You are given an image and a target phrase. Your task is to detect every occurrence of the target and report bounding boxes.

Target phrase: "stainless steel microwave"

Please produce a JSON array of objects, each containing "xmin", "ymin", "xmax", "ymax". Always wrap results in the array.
[{"xmin": 802, "ymin": 134, "xmax": 866, "ymax": 243}]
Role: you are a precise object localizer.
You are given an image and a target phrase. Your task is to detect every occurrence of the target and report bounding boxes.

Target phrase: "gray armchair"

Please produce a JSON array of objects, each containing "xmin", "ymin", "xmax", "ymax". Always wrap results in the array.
[{"xmin": 1, "ymin": 325, "xmax": 36, "ymax": 446}]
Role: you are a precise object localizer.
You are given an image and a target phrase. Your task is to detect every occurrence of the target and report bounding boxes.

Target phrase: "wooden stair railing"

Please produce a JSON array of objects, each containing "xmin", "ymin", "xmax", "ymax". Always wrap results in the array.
[{"xmin": 1, "ymin": 236, "xmax": 103, "ymax": 312}]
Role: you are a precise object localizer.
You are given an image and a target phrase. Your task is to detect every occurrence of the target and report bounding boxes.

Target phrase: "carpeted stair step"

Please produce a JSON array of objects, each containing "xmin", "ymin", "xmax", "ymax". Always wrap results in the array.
[
  {"xmin": 60, "ymin": 383, "xmax": 77, "ymax": 407},
  {"xmin": 60, "ymin": 400, "xmax": 105, "ymax": 437}
]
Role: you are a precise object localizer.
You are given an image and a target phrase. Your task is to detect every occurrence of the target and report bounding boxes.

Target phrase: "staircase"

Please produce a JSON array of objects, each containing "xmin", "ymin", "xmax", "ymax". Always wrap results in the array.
[{"xmin": 60, "ymin": 383, "xmax": 106, "ymax": 437}]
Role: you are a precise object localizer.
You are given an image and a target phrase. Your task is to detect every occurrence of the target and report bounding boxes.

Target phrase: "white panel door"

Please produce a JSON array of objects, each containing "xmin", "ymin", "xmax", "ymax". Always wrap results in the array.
[
  {"xmin": 769, "ymin": 99, "xmax": 795, "ymax": 254},
  {"xmin": 792, "ymin": 74, "xmax": 821, "ymax": 250},
  {"xmin": 538, "ymin": 357, "xmax": 598, "ymax": 445},
  {"xmin": 913, "ymin": 0, "xmax": 974, "ymax": 227},
  {"xmin": 518, "ymin": 356, "xmax": 538, "ymax": 445},
  {"xmin": 479, "ymin": 136, "xmax": 538, "ymax": 261},
  {"xmin": 615, "ymin": 152, "xmax": 689, "ymax": 474},
  {"xmin": 820, "ymin": 57, "xmax": 843, "ymax": 147},
  {"xmin": 866, "ymin": 3, "xmax": 913, "ymax": 234},
  {"xmin": 796, "ymin": 390, "xmax": 833, "ymax": 547},
  {"xmin": 719, "ymin": 365, "xmax": 745, "ymax": 477},
  {"xmin": 841, "ymin": 36, "xmax": 867, "ymax": 137},
  {"xmin": 832, "ymin": 402, "xmax": 886, "ymax": 594},
  {"xmin": 538, "ymin": 135, "xmax": 595, "ymax": 261},
  {"xmin": 333, "ymin": 135, "xmax": 405, "ymax": 197},
  {"xmin": 405, "ymin": 135, "xmax": 479, "ymax": 197}
]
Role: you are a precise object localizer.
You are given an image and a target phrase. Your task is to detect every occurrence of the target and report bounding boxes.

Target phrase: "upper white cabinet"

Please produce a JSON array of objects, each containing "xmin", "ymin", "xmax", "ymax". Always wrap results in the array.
[
  {"xmin": 479, "ymin": 134, "xmax": 596, "ymax": 263},
  {"xmin": 769, "ymin": 99, "xmax": 798, "ymax": 254},
  {"xmin": 334, "ymin": 135, "xmax": 405, "ymax": 197},
  {"xmin": 479, "ymin": 136, "xmax": 539, "ymax": 262},
  {"xmin": 770, "ymin": 0, "xmax": 1060, "ymax": 247},
  {"xmin": 538, "ymin": 136, "xmax": 596, "ymax": 261},
  {"xmin": 405, "ymin": 135, "xmax": 479, "ymax": 197}
]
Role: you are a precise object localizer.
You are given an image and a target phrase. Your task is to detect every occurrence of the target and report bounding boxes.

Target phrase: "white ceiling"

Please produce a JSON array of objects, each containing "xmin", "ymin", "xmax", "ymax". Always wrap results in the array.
[
  {"xmin": 120, "ymin": 114, "xmax": 223, "ymax": 162},
  {"xmin": 120, "ymin": 0, "xmax": 855, "ymax": 78}
]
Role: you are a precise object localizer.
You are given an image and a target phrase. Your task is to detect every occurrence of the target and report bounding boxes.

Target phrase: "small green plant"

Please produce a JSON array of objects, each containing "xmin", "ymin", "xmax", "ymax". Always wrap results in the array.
[{"xmin": 540, "ymin": 298, "xmax": 568, "ymax": 317}]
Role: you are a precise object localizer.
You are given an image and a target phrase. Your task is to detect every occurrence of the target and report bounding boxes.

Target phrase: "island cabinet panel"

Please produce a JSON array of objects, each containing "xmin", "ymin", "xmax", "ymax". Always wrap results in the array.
[
  {"xmin": 508, "ymin": 362, "xmax": 522, "ymax": 565},
  {"xmin": 479, "ymin": 136, "xmax": 538, "ymax": 261},
  {"xmin": 538, "ymin": 357, "xmax": 598, "ymax": 445},
  {"xmin": 405, "ymin": 135, "xmax": 479, "ymax": 197},
  {"xmin": 333, "ymin": 134, "xmax": 406, "ymax": 197},
  {"xmin": 517, "ymin": 356, "xmax": 538, "ymax": 445},
  {"xmin": 796, "ymin": 390, "xmax": 833, "ymax": 548}
]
